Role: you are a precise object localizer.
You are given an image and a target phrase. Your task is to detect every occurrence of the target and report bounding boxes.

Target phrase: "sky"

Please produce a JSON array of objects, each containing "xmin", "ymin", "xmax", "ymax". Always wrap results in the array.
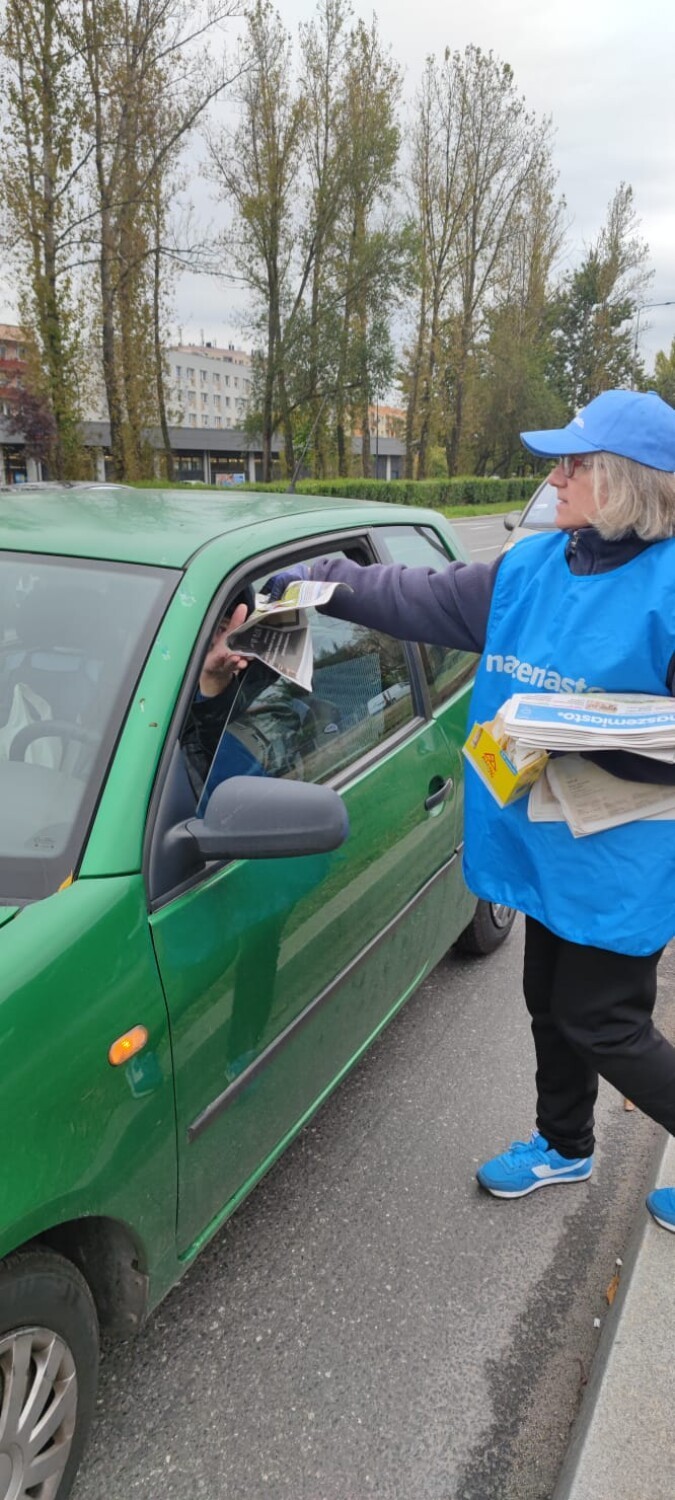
[
  {"xmin": 171, "ymin": 0, "xmax": 675, "ymax": 371},
  {"xmin": 2, "ymin": 0, "xmax": 674, "ymax": 372}
]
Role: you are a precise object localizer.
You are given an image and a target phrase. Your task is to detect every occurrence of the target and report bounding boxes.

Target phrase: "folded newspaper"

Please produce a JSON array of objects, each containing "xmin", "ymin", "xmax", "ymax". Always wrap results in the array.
[
  {"xmin": 495, "ymin": 692, "xmax": 675, "ymax": 758},
  {"xmin": 227, "ymin": 579, "xmax": 351, "ymax": 691},
  {"xmin": 493, "ymin": 692, "xmax": 675, "ymax": 837},
  {"xmin": 529, "ymin": 756, "xmax": 675, "ymax": 837}
]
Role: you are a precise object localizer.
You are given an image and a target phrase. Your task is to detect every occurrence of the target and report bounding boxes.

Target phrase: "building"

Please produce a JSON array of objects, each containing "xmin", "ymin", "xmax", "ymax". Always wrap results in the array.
[
  {"xmin": 0, "ymin": 325, "xmax": 42, "ymax": 485},
  {"xmin": 166, "ymin": 342, "xmax": 254, "ymax": 433},
  {"xmin": 2, "ymin": 329, "xmax": 406, "ymax": 484}
]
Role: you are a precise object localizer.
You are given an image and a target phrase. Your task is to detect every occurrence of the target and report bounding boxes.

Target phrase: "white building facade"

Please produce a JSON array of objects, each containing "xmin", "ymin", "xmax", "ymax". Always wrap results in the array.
[{"xmin": 167, "ymin": 342, "xmax": 254, "ymax": 432}]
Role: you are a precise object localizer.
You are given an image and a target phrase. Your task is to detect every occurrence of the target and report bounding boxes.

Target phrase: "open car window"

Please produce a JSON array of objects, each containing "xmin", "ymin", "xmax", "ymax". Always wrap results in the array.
[
  {"xmin": 0, "ymin": 552, "xmax": 176, "ymax": 902},
  {"xmin": 179, "ymin": 547, "xmax": 417, "ymax": 820}
]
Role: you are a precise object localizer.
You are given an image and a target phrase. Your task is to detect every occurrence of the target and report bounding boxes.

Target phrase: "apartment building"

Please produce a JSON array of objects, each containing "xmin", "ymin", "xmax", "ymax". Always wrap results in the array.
[
  {"xmin": 167, "ymin": 342, "xmax": 254, "ymax": 431},
  {"xmin": 0, "ymin": 325, "xmax": 39, "ymax": 484}
]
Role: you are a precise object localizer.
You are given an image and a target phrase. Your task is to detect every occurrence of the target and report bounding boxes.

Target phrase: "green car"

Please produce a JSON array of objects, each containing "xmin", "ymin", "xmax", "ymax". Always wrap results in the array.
[{"xmin": 0, "ymin": 486, "xmax": 514, "ymax": 1499}]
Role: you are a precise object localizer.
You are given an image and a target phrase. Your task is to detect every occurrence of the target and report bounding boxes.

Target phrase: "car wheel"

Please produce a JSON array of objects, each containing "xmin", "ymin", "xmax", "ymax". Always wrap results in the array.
[
  {"xmin": 455, "ymin": 900, "xmax": 516, "ymax": 957},
  {"xmin": 0, "ymin": 1250, "xmax": 99, "ymax": 1500}
]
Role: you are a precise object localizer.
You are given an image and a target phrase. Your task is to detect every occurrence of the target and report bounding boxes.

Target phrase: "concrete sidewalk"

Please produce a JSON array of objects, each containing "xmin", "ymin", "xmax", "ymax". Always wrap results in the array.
[{"xmin": 553, "ymin": 1132, "xmax": 675, "ymax": 1500}]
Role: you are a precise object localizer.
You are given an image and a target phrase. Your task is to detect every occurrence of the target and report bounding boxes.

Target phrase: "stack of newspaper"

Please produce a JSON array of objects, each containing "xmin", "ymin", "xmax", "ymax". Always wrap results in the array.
[
  {"xmin": 227, "ymin": 579, "xmax": 350, "ymax": 691},
  {"xmin": 493, "ymin": 693, "xmax": 675, "ymax": 837}
]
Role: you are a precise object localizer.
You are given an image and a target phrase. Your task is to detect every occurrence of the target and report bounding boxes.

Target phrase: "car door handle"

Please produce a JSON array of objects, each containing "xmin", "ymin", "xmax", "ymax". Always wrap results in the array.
[{"xmin": 425, "ymin": 775, "xmax": 454, "ymax": 811}]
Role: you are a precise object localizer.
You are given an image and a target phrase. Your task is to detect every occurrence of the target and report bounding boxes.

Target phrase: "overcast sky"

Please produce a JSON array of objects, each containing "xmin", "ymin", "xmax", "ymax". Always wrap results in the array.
[
  {"xmin": 172, "ymin": 0, "xmax": 675, "ymax": 371},
  {"xmin": 3, "ymin": 0, "xmax": 674, "ymax": 372}
]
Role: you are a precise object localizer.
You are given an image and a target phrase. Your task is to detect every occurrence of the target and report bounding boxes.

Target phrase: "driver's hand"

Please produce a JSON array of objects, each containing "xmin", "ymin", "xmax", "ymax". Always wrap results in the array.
[{"xmin": 199, "ymin": 601, "xmax": 251, "ymax": 698}]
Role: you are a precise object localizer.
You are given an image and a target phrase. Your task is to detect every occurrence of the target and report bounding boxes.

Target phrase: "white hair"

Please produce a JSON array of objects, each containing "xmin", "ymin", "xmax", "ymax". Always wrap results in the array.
[{"xmin": 591, "ymin": 451, "xmax": 675, "ymax": 541}]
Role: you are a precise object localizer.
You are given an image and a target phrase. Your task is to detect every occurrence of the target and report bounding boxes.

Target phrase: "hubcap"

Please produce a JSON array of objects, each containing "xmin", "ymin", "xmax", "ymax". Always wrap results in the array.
[
  {"xmin": 490, "ymin": 903, "xmax": 514, "ymax": 928},
  {"xmin": 0, "ymin": 1327, "xmax": 77, "ymax": 1500}
]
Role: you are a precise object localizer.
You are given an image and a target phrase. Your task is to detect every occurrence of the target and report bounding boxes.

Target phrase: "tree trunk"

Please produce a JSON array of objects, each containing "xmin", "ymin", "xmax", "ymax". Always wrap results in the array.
[
  {"xmin": 405, "ymin": 282, "xmax": 427, "ymax": 480},
  {"xmin": 153, "ymin": 225, "xmax": 174, "ymax": 481}
]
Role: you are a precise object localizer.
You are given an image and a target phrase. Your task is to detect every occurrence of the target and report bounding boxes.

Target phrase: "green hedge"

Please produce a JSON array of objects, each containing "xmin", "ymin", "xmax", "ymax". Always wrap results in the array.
[{"xmin": 240, "ymin": 476, "xmax": 541, "ymax": 506}]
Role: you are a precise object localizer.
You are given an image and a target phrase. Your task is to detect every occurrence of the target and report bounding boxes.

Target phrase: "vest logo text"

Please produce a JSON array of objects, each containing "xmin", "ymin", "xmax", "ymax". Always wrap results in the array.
[{"xmin": 485, "ymin": 653, "xmax": 601, "ymax": 695}]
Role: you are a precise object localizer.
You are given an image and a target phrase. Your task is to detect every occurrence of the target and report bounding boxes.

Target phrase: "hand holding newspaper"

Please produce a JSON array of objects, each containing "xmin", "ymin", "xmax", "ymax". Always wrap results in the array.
[{"xmin": 227, "ymin": 579, "xmax": 350, "ymax": 691}]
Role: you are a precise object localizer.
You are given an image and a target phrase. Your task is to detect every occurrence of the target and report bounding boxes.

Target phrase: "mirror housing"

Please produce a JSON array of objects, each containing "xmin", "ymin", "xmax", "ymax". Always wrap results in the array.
[
  {"xmin": 186, "ymin": 776, "xmax": 349, "ymax": 860},
  {"xmin": 503, "ymin": 510, "xmax": 519, "ymax": 532}
]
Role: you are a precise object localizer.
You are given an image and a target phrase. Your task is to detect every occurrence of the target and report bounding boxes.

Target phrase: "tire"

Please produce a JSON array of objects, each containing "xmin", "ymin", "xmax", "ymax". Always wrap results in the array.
[
  {"xmin": 455, "ymin": 899, "xmax": 516, "ymax": 957},
  {"xmin": 0, "ymin": 1249, "xmax": 99, "ymax": 1500}
]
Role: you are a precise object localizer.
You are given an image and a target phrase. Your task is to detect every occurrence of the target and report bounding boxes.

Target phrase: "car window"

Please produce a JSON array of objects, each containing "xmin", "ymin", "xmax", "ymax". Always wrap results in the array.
[
  {"xmin": 522, "ymin": 482, "xmax": 558, "ymax": 528},
  {"xmin": 0, "ymin": 553, "xmax": 176, "ymax": 901},
  {"xmin": 179, "ymin": 549, "xmax": 416, "ymax": 814},
  {"xmin": 376, "ymin": 525, "xmax": 477, "ymax": 707}
]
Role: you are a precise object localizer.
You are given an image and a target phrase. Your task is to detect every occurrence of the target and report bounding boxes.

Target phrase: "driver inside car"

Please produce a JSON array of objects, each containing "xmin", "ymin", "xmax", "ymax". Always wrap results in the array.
[{"xmin": 181, "ymin": 587, "xmax": 276, "ymax": 803}]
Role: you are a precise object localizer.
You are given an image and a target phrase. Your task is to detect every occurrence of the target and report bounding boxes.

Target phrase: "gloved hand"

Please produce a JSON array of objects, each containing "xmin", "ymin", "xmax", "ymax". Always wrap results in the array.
[{"xmin": 262, "ymin": 562, "xmax": 311, "ymax": 601}]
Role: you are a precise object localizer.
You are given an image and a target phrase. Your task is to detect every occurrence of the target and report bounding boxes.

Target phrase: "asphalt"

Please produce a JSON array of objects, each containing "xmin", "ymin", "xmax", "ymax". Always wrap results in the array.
[{"xmin": 553, "ymin": 1103, "xmax": 675, "ymax": 1500}]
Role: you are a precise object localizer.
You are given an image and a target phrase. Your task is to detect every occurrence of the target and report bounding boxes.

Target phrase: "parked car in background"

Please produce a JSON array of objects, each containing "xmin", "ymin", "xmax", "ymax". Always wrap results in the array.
[
  {"xmin": 0, "ymin": 486, "xmax": 514, "ymax": 1498},
  {"xmin": 501, "ymin": 478, "xmax": 558, "ymax": 551}
]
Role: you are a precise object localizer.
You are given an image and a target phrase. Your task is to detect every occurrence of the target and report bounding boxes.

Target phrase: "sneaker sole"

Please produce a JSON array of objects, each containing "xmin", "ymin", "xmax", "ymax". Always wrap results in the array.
[
  {"xmin": 647, "ymin": 1206, "xmax": 675, "ymax": 1233},
  {"xmin": 477, "ymin": 1166, "xmax": 593, "ymax": 1199}
]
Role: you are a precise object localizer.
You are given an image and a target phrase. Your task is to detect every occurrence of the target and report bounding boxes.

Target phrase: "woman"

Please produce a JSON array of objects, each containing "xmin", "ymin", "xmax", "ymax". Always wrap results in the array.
[{"xmin": 267, "ymin": 388, "xmax": 675, "ymax": 1233}]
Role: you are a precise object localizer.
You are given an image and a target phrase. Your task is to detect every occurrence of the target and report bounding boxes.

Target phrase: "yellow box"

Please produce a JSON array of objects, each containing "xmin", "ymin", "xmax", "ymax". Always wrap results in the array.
[{"xmin": 462, "ymin": 721, "xmax": 548, "ymax": 807}]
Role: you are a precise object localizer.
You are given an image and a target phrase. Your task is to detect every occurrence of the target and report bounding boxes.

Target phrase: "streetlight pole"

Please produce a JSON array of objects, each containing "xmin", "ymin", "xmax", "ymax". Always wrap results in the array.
[{"xmin": 632, "ymin": 300, "xmax": 675, "ymax": 383}]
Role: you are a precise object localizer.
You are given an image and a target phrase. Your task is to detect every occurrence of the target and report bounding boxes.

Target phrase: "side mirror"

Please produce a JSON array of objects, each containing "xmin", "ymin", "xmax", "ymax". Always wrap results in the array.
[
  {"xmin": 503, "ymin": 510, "xmax": 519, "ymax": 532},
  {"xmin": 186, "ymin": 775, "xmax": 349, "ymax": 860}
]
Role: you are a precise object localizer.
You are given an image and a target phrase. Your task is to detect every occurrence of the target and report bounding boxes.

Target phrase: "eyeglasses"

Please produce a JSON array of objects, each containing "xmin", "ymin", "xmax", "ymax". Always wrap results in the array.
[{"xmin": 559, "ymin": 454, "xmax": 594, "ymax": 478}]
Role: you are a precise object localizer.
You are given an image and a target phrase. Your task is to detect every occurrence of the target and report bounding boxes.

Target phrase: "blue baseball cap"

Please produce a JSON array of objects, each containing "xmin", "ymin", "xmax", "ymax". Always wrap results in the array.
[{"xmin": 521, "ymin": 390, "xmax": 675, "ymax": 472}]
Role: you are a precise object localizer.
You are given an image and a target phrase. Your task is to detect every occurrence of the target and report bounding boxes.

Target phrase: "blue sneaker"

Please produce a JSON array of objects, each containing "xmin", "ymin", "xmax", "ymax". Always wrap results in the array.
[
  {"xmin": 646, "ymin": 1187, "xmax": 675, "ymax": 1232},
  {"xmin": 477, "ymin": 1131, "xmax": 593, "ymax": 1198}
]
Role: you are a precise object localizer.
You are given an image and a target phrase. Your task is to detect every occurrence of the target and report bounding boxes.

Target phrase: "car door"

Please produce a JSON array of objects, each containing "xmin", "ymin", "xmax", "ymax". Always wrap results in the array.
[
  {"xmin": 147, "ymin": 530, "xmax": 466, "ymax": 1255},
  {"xmin": 373, "ymin": 521, "xmax": 480, "ymax": 844}
]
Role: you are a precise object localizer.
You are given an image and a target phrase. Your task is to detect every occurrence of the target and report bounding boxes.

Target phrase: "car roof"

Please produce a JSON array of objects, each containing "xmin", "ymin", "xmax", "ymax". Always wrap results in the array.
[{"xmin": 0, "ymin": 484, "xmax": 411, "ymax": 567}]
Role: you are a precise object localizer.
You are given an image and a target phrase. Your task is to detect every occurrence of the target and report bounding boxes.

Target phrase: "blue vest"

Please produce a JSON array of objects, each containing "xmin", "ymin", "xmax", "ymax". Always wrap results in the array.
[{"xmin": 463, "ymin": 531, "xmax": 675, "ymax": 955}]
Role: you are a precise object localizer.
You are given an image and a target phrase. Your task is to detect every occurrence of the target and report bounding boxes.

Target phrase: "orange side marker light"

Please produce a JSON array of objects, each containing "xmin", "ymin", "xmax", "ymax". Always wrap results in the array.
[{"xmin": 108, "ymin": 1026, "xmax": 149, "ymax": 1067}]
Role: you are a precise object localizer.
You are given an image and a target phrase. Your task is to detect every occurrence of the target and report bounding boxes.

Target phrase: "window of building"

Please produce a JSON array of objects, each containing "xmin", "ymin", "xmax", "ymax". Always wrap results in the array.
[
  {"xmin": 225, "ymin": 396, "xmax": 231, "ymax": 407},
  {"xmin": 200, "ymin": 369, "xmax": 208, "ymax": 385},
  {"xmin": 175, "ymin": 365, "xmax": 182, "ymax": 379},
  {"xmin": 202, "ymin": 416, "xmax": 209, "ymax": 427},
  {"xmin": 225, "ymin": 376, "xmax": 230, "ymax": 387},
  {"xmin": 234, "ymin": 378, "xmax": 239, "ymax": 389},
  {"xmin": 213, "ymin": 395, "xmax": 221, "ymax": 411},
  {"xmin": 213, "ymin": 373, "xmax": 220, "ymax": 387},
  {"xmin": 188, "ymin": 391, "xmax": 196, "ymax": 408},
  {"xmin": 201, "ymin": 392, "xmax": 209, "ymax": 408},
  {"xmin": 214, "ymin": 416, "xmax": 222, "ymax": 428},
  {"xmin": 189, "ymin": 415, "xmax": 197, "ymax": 427}
]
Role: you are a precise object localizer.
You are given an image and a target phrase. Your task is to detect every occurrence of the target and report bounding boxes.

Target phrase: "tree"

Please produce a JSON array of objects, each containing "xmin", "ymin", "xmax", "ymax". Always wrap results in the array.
[
  {"xmin": 470, "ymin": 162, "xmax": 567, "ymax": 473},
  {"xmin": 208, "ymin": 0, "xmax": 305, "ymax": 480},
  {"xmin": 401, "ymin": 47, "xmax": 556, "ymax": 477},
  {"xmin": 439, "ymin": 49, "xmax": 555, "ymax": 475},
  {"xmin": 297, "ymin": 0, "xmax": 352, "ymax": 475},
  {"xmin": 331, "ymin": 18, "xmax": 401, "ymax": 475},
  {"xmin": 653, "ymin": 338, "xmax": 675, "ymax": 408},
  {"xmin": 404, "ymin": 51, "xmax": 472, "ymax": 478},
  {"xmin": 0, "ymin": 0, "xmax": 88, "ymax": 477},
  {"xmin": 72, "ymin": 0, "xmax": 242, "ymax": 479},
  {"xmin": 548, "ymin": 184, "xmax": 652, "ymax": 413}
]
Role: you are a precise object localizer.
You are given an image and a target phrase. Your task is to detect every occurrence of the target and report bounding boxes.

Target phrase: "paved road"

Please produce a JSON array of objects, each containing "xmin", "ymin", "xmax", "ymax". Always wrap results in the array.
[
  {"xmin": 449, "ymin": 513, "xmax": 510, "ymax": 562},
  {"xmin": 74, "ymin": 926, "xmax": 673, "ymax": 1500},
  {"xmin": 73, "ymin": 508, "xmax": 671, "ymax": 1500}
]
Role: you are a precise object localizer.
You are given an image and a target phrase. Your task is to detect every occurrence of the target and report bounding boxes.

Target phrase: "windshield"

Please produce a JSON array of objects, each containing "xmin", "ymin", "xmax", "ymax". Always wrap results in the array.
[
  {"xmin": 522, "ymin": 482, "xmax": 558, "ymax": 528},
  {"xmin": 0, "ymin": 553, "xmax": 176, "ymax": 902}
]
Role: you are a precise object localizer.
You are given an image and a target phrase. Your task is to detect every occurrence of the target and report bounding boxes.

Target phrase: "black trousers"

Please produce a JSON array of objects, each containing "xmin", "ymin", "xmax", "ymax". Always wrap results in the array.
[{"xmin": 523, "ymin": 916, "xmax": 675, "ymax": 1158}]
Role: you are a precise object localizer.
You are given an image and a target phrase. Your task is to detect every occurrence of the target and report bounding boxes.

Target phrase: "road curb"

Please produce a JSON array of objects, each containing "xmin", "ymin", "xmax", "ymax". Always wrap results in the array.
[{"xmin": 553, "ymin": 1129, "xmax": 675, "ymax": 1500}]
